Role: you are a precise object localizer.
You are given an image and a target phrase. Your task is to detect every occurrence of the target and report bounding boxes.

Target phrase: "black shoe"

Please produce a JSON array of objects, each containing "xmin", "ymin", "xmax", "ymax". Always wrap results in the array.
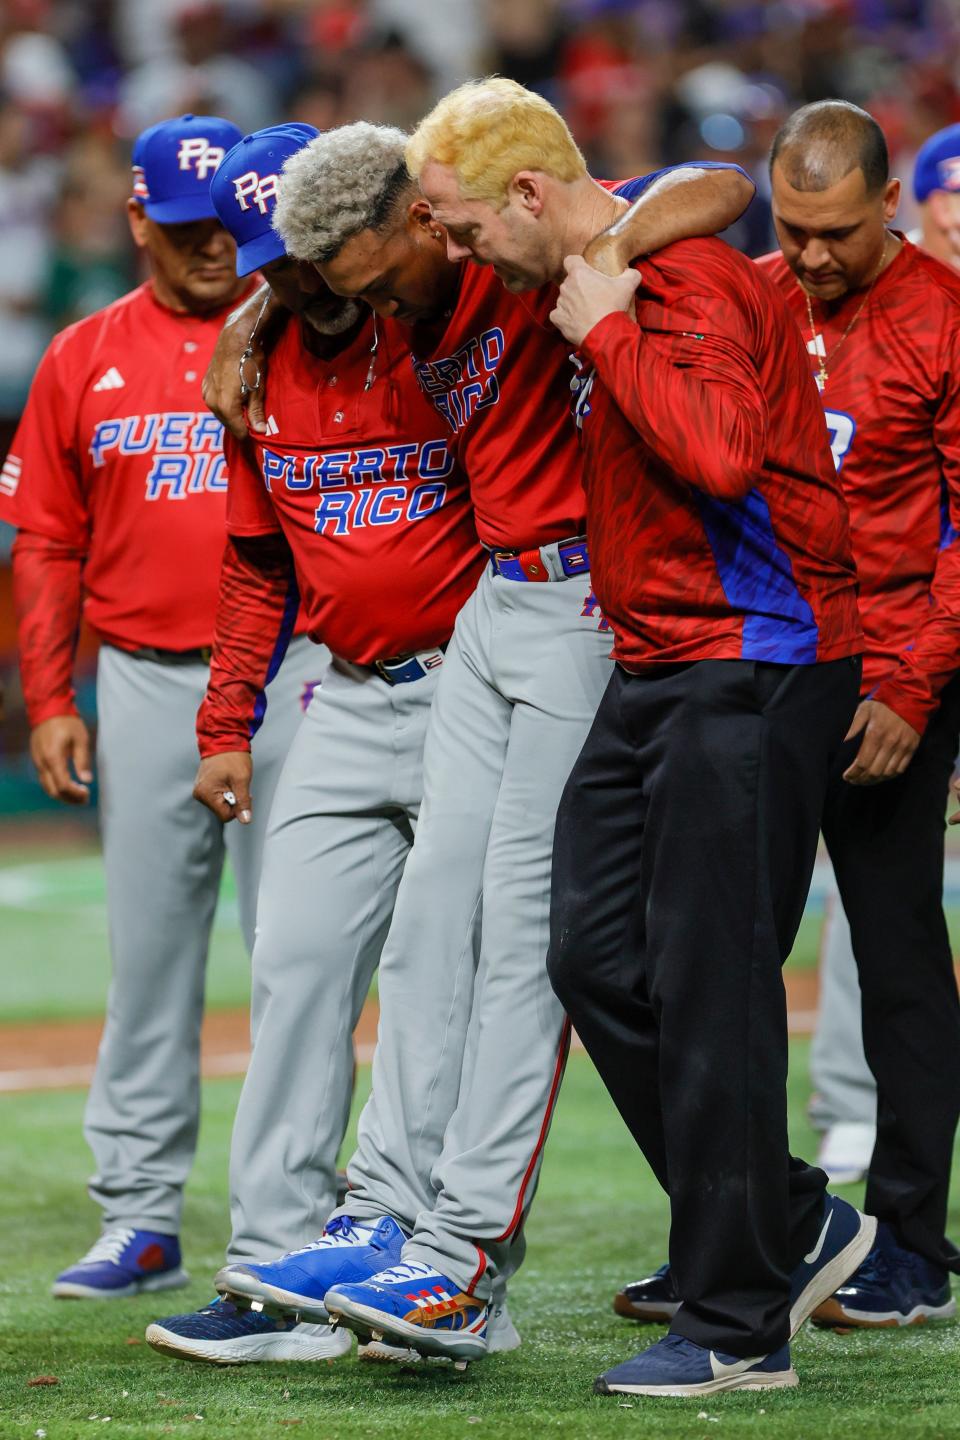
[{"xmin": 613, "ymin": 1263, "xmax": 679, "ymax": 1323}]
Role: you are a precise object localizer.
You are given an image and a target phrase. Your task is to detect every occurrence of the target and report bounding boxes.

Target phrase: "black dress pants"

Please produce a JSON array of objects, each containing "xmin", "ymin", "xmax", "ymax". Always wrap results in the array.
[
  {"xmin": 822, "ymin": 675, "xmax": 960, "ymax": 1272},
  {"xmin": 548, "ymin": 655, "xmax": 861, "ymax": 1356}
]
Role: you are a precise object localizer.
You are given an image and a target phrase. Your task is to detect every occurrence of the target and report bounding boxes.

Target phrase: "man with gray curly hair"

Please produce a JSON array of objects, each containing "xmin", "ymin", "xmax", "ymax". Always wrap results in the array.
[
  {"xmin": 274, "ymin": 122, "xmax": 460, "ymax": 327},
  {"xmin": 205, "ymin": 107, "xmax": 755, "ymax": 1366},
  {"xmin": 273, "ymin": 123, "xmax": 414, "ymax": 267}
]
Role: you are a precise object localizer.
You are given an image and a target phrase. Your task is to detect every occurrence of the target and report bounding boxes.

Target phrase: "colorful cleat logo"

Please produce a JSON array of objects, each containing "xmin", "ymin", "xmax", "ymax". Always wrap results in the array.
[{"xmin": 402, "ymin": 1287, "xmax": 486, "ymax": 1333}]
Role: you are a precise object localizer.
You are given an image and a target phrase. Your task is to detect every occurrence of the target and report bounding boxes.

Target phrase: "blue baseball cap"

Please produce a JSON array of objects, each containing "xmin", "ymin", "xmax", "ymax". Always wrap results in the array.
[
  {"xmin": 132, "ymin": 113, "xmax": 243, "ymax": 223},
  {"xmin": 913, "ymin": 123, "xmax": 960, "ymax": 202},
  {"xmin": 211, "ymin": 124, "xmax": 320, "ymax": 276}
]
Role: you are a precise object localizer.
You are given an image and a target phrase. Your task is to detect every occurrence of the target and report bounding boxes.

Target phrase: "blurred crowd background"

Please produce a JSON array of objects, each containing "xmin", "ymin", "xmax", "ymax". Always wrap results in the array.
[{"xmin": 1, "ymin": 0, "xmax": 958, "ymax": 807}]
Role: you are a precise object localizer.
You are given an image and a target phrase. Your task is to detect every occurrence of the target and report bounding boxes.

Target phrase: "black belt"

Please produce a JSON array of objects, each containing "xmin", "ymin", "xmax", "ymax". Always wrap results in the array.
[{"xmin": 130, "ymin": 645, "xmax": 213, "ymax": 665}]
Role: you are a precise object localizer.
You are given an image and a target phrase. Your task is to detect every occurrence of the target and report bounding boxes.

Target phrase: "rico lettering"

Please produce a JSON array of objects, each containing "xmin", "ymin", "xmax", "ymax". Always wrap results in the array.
[
  {"xmin": 259, "ymin": 439, "xmax": 454, "ymax": 536},
  {"xmin": 89, "ymin": 411, "xmax": 226, "ymax": 499},
  {"xmin": 412, "ymin": 328, "xmax": 504, "ymax": 433}
]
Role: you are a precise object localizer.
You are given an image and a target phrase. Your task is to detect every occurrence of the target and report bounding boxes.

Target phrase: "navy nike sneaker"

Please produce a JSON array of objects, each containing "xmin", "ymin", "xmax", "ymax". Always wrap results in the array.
[
  {"xmin": 595, "ymin": 1333, "xmax": 797, "ymax": 1397},
  {"xmin": 789, "ymin": 1193, "xmax": 876, "ymax": 1334}
]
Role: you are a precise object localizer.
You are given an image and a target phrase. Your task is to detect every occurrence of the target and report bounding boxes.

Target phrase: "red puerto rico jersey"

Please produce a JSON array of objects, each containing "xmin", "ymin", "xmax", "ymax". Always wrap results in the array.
[
  {"xmin": 225, "ymin": 312, "xmax": 483, "ymax": 663},
  {"xmin": 0, "ymin": 279, "xmax": 263, "ymax": 651},
  {"xmin": 757, "ymin": 238, "xmax": 960, "ymax": 733},
  {"xmin": 407, "ymin": 165, "xmax": 750, "ymax": 552},
  {"xmin": 408, "ymin": 263, "xmax": 586, "ymax": 551},
  {"xmin": 575, "ymin": 234, "xmax": 863, "ymax": 668}
]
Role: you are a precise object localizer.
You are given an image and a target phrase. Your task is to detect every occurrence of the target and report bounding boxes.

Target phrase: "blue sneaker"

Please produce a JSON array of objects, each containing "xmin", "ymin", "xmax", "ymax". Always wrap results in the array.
[
  {"xmin": 614, "ymin": 1264, "xmax": 680, "ymax": 1322},
  {"xmin": 595, "ymin": 1324, "xmax": 794, "ymax": 1393},
  {"xmin": 811, "ymin": 1222, "xmax": 957, "ymax": 1330},
  {"xmin": 789, "ymin": 1193, "xmax": 876, "ymax": 1335},
  {"xmin": 215, "ymin": 1215, "xmax": 406, "ymax": 1321},
  {"xmin": 326, "ymin": 1260, "xmax": 489, "ymax": 1363},
  {"xmin": 145, "ymin": 1296, "xmax": 351, "ymax": 1365},
  {"xmin": 51, "ymin": 1228, "xmax": 188, "ymax": 1300},
  {"xmin": 595, "ymin": 1333, "xmax": 797, "ymax": 1397}
]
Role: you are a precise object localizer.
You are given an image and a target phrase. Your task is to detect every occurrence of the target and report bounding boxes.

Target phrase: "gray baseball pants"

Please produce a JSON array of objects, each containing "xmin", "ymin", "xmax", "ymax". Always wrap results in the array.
[
  {"xmin": 809, "ymin": 876, "xmax": 876, "ymax": 1129},
  {"xmin": 225, "ymin": 656, "xmax": 441, "ymax": 1262},
  {"xmin": 84, "ymin": 635, "xmax": 326, "ymax": 1234},
  {"xmin": 337, "ymin": 565, "xmax": 614, "ymax": 1300}
]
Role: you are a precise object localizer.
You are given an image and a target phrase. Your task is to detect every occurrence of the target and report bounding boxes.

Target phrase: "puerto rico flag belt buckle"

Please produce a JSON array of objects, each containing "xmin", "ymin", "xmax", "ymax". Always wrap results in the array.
[
  {"xmin": 490, "ymin": 535, "xmax": 590, "ymax": 583},
  {"xmin": 375, "ymin": 647, "xmax": 447, "ymax": 685}
]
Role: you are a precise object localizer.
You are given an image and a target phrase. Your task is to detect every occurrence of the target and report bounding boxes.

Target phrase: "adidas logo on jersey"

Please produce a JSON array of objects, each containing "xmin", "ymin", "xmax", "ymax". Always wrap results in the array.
[
  {"xmin": 93, "ymin": 367, "xmax": 126, "ymax": 392},
  {"xmin": 265, "ymin": 414, "xmax": 279, "ymax": 435},
  {"xmin": 0, "ymin": 451, "xmax": 21, "ymax": 497}
]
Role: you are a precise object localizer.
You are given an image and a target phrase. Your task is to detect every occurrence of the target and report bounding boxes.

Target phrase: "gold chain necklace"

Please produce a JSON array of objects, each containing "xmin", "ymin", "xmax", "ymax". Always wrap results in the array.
[{"xmin": 802, "ymin": 236, "xmax": 892, "ymax": 393}]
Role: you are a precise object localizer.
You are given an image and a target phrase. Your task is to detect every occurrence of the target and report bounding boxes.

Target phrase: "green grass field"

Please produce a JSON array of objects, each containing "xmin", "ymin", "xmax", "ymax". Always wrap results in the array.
[
  {"xmin": 6, "ymin": 838, "xmax": 960, "ymax": 1025},
  {"xmin": 0, "ymin": 840, "xmax": 823, "ymax": 1025},
  {"xmin": 0, "ymin": 841, "xmax": 251, "ymax": 1023},
  {"xmin": 2, "ymin": 1050, "xmax": 960, "ymax": 1440},
  {"xmin": 3, "ymin": 821, "xmax": 960, "ymax": 1436}
]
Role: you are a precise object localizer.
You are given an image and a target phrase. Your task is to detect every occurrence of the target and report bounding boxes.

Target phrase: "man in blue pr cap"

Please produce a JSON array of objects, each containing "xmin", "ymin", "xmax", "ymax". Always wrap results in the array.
[
  {"xmin": 207, "ymin": 123, "xmax": 364, "ymax": 336},
  {"xmin": 30, "ymin": 113, "xmax": 326, "ymax": 1305},
  {"xmin": 128, "ymin": 112, "xmax": 248, "ymax": 312},
  {"xmin": 143, "ymin": 122, "xmax": 487, "ymax": 1367},
  {"xmin": 912, "ymin": 123, "xmax": 960, "ymax": 271}
]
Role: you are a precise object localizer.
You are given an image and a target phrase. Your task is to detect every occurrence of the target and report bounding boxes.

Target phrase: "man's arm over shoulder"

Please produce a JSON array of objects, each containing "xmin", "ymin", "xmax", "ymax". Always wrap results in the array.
[
  {"xmin": 586, "ymin": 163, "xmax": 756, "ymax": 275},
  {"xmin": 203, "ymin": 283, "xmax": 287, "ymax": 438}
]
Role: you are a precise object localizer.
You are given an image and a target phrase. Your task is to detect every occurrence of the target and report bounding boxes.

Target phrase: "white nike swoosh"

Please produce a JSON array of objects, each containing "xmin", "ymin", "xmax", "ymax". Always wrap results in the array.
[
  {"xmin": 804, "ymin": 1211, "xmax": 833, "ymax": 1265},
  {"xmin": 710, "ymin": 1352, "xmax": 763, "ymax": 1379}
]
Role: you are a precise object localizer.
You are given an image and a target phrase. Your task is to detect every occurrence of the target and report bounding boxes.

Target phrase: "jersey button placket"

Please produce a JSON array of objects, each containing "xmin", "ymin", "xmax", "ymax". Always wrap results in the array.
[{"xmin": 184, "ymin": 336, "xmax": 199, "ymax": 384}]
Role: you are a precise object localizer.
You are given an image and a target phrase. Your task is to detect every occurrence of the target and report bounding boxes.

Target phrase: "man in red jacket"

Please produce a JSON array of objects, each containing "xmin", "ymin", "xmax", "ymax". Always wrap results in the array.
[{"xmin": 616, "ymin": 101, "xmax": 960, "ymax": 1344}]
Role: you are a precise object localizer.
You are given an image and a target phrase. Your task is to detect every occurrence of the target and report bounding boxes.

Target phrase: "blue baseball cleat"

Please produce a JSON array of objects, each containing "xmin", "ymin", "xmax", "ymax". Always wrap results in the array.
[
  {"xmin": 595, "ymin": 1333, "xmax": 798, "ymax": 1397},
  {"xmin": 51, "ymin": 1228, "xmax": 188, "ymax": 1299},
  {"xmin": 214, "ymin": 1215, "xmax": 406, "ymax": 1320},
  {"xmin": 789, "ymin": 1193, "xmax": 876, "ymax": 1334},
  {"xmin": 145, "ymin": 1296, "xmax": 351, "ymax": 1365},
  {"xmin": 325, "ymin": 1260, "xmax": 490, "ymax": 1363},
  {"xmin": 811, "ymin": 1221, "xmax": 956, "ymax": 1329}
]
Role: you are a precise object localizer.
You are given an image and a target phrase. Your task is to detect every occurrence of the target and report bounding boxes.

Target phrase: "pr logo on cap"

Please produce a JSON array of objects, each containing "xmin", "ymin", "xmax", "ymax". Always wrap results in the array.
[
  {"xmin": 211, "ymin": 122, "xmax": 319, "ymax": 275},
  {"xmin": 936, "ymin": 156, "xmax": 960, "ymax": 193},
  {"xmin": 177, "ymin": 136, "xmax": 227, "ymax": 180},
  {"xmin": 131, "ymin": 113, "xmax": 243, "ymax": 223},
  {"xmin": 232, "ymin": 170, "xmax": 280, "ymax": 215}
]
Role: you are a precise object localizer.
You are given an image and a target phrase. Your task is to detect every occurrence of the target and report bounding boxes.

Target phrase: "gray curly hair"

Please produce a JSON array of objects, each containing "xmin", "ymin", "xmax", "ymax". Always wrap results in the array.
[{"xmin": 272, "ymin": 123, "xmax": 416, "ymax": 263}]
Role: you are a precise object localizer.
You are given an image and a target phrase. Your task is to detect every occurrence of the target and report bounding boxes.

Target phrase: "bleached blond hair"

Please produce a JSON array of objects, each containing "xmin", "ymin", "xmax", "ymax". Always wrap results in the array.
[
  {"xmin": 406, "ymin": 77, "xmax": 587, "ymax": 209},
  {"xmin": 273, "ymin": 122, "xmax": 416, "ymax": 262}
]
